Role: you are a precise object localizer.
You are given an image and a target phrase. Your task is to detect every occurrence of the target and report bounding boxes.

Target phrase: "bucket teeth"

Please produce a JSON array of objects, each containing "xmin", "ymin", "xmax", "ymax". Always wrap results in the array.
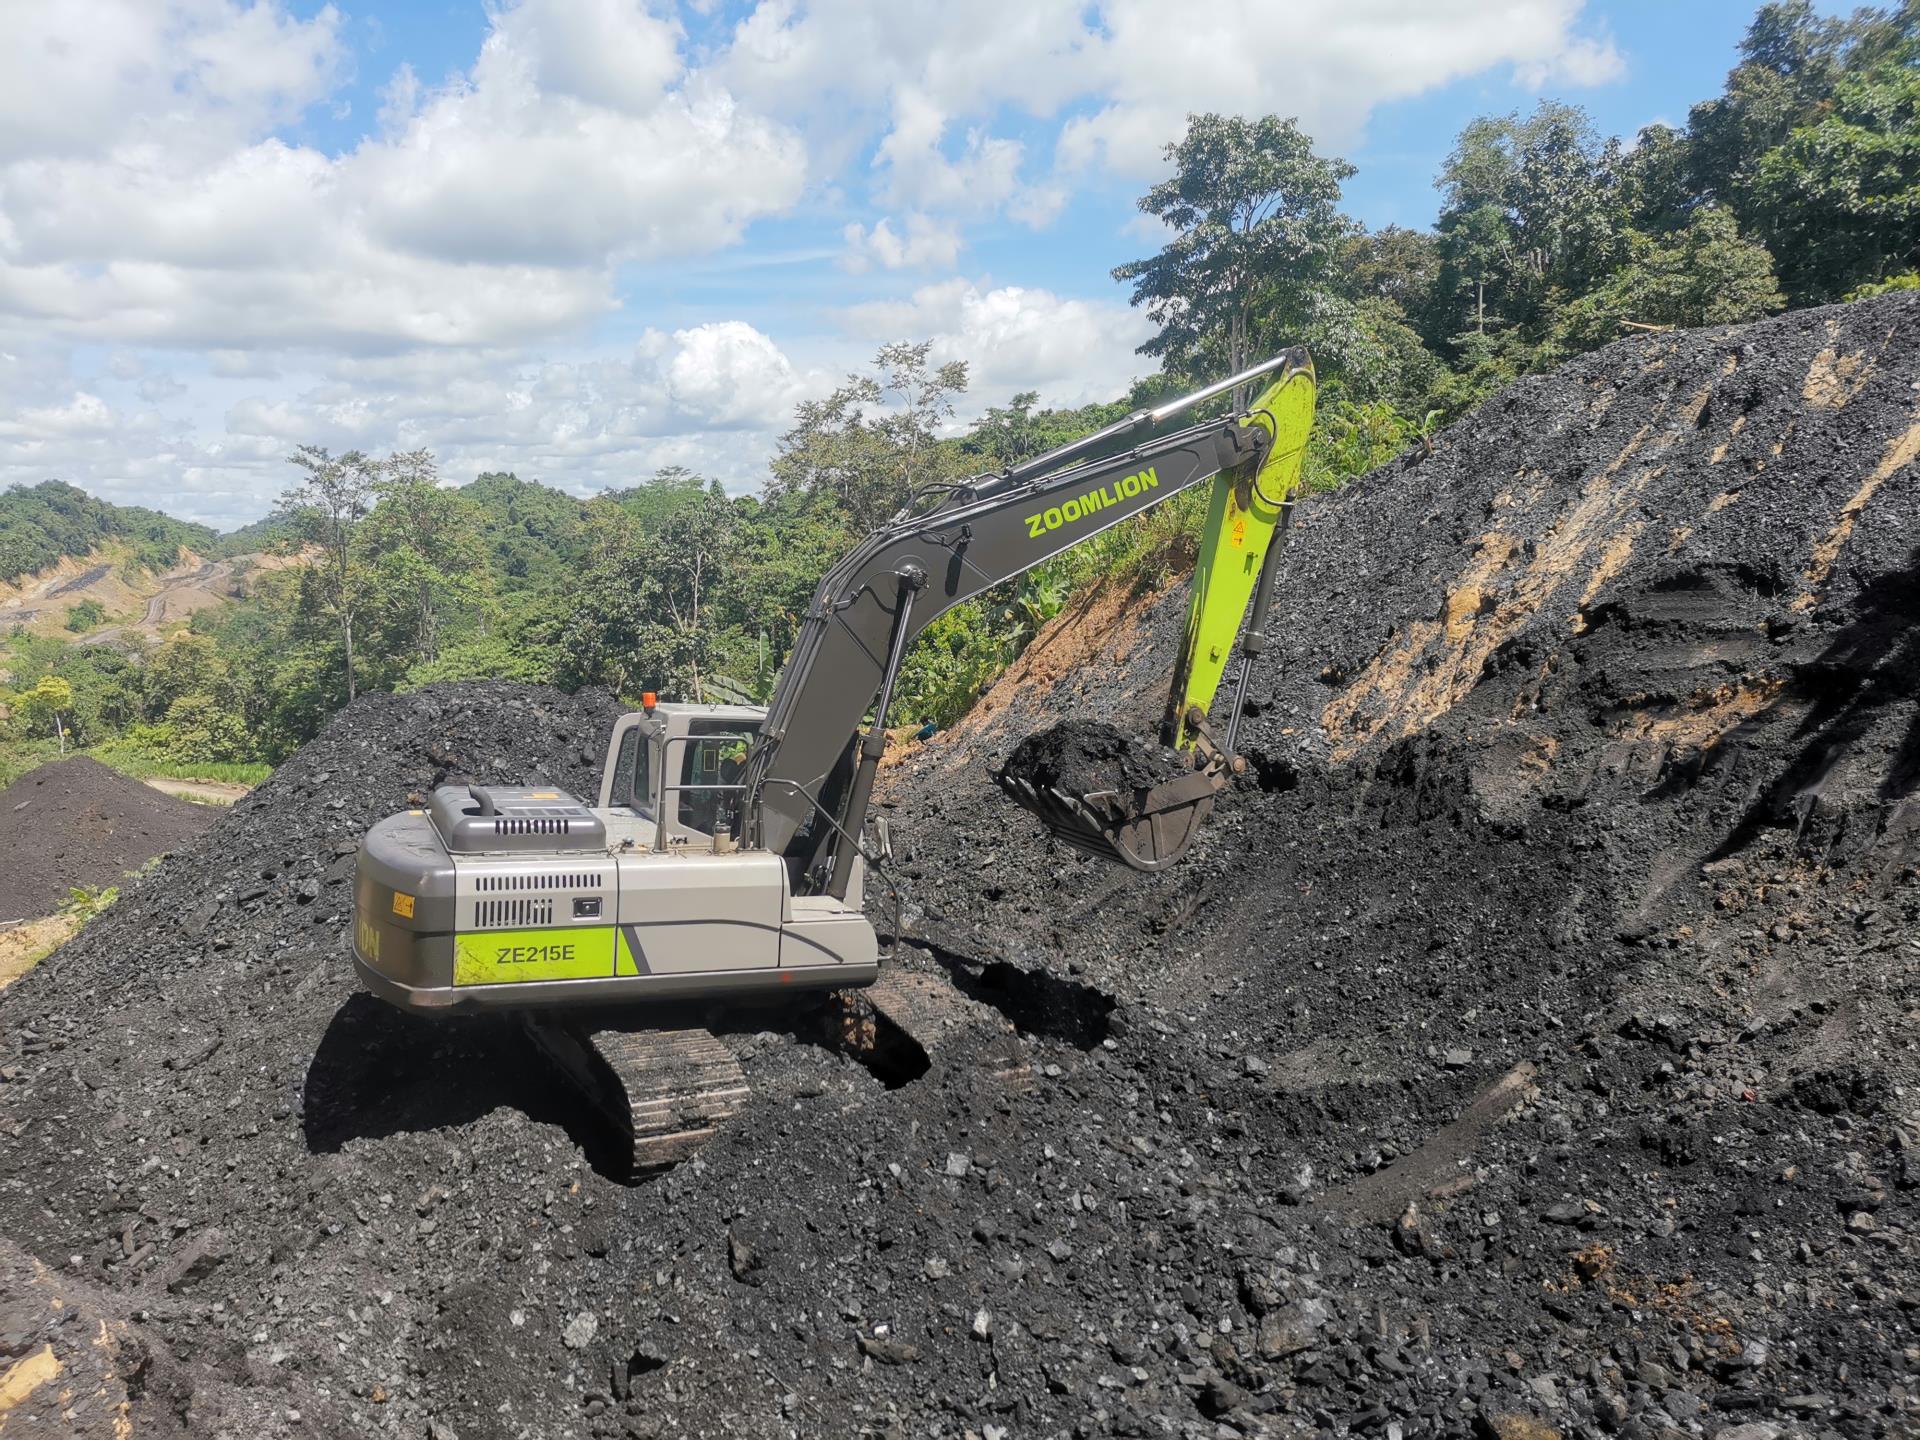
[
  {"xmin": 523, "ymin": 1018, "xmax": 750, "ymax": 1174},
  {"xmin": 992, "ymin": 767, "xmax": 1223, "ymax": 872}
]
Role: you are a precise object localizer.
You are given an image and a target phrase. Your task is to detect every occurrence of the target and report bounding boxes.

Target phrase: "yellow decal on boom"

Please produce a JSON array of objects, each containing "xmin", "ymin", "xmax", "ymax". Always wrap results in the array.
[
  {"xmin": 391, "ymin": 891, "xmax": 415, "ymax": 919},
  {"xmin": 453, "ymin": 926, "xmax": 616, "ymax": 985},
  {"xmin": 1024, "ymin": 467, "xmax": 1158, "ymax": 540}
]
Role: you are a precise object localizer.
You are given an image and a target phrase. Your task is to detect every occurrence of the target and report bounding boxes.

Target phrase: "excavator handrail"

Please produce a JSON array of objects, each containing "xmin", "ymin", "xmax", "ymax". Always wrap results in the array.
[
  {"xmin": 983, "ymin": 349, "xmax": 1303, "ymax": 493},
  {"xmin": 654, "ymin": 728, "xmax": 756, "ymax": 851}
]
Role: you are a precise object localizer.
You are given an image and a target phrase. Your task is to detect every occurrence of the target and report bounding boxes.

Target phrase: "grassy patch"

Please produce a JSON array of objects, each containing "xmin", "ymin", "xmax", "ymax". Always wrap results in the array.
[
  {"xmin": 0, "ymin": 739, "xmax": 270, "ymax": 790},
  {"xmin": 0, "ymin": 740, "xmax": 65, "ymax": 789},
  {"xmin": 88, "ymin": 743, "xmax": 271, "ymax": 786}
]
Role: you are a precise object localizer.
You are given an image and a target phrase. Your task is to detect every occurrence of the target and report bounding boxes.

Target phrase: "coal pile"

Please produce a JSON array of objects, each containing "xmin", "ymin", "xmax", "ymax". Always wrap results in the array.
[
  {"xmin": 0, "ymin": 755, "xmax": 216, "ymax": 921},
  {"xmin": 0, "ymin": 682, "xmax": 633, "ymax": 1437},
  {"xmin": 879, "ymin": 294, "xmax": 1920, "ymax": 1438},
  {"xmin": 2, "ymin": 297, "xmax": 1918, "ymax": 1440},
  {"xmin": 999, "ymin": 717, "xmax": 1189, "ymax": 795}
]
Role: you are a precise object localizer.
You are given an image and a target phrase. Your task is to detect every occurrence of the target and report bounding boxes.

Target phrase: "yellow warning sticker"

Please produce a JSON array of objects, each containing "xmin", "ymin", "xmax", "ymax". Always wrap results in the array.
[
  {"xmin": 528, "ymin": 790, "xmax": 560, "ymax": 799},
  {"xmin": 391, "ymin": 891, "xmax": 416, "ymax": 919}
]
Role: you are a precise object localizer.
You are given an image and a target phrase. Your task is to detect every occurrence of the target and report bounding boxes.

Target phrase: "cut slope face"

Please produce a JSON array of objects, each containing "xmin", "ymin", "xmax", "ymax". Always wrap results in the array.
[
  {"xmin": 0, "ymin": 755, "xmax": 217, "ymax": 921},
  {"xmin": 0, "ymin": 299, "xmax": 1917, "ymax": 1440}
]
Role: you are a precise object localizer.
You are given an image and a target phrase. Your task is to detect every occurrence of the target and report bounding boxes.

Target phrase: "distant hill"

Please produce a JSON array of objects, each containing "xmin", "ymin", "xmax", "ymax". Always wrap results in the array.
[
  {"xmin": 464, "ymin": 471, "xmax": 595, "ymax": 593},
  {"xmin": 214, "ymin": 512, "xmax": 299, "ymax": 556},
  {"xmin": 2, "ymin": 474, "xmax": 594, "ymax": 595},
  {"xmin": 0, "ymin": 481, "xmax": 225, "ymax": 585}
]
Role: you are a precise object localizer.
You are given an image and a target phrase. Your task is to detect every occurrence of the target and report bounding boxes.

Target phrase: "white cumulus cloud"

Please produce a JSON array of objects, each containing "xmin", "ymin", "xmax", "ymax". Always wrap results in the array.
[
  {"xmin": 0, "ymin": 0, "xmax": 1632, "ymax": 527},
  {"xmin": 841, "ymin": 215, "xmax": 964, "ymax": 272},
  {"xmin": 722, "ymin": 0, "xmax": 1625, "ymax": 199},
  {"xmin": 845, "ymin": 279, "xmax": 1155, "ymax": 413},
  {"xmin": 0, "ymin": 0, "xmax": 808, "ymax": 355}
]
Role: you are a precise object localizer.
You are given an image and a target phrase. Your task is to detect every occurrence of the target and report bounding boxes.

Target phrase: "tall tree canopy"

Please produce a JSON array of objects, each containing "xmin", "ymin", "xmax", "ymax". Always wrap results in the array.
[{"xmin": 1113, "ymin": 114, "xmax": 1356, "ymax": 400}]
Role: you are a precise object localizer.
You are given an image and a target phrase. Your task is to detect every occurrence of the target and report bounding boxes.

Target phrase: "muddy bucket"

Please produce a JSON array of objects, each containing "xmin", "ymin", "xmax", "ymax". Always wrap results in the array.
[{"xmin": 993, "ymin": 767, "xmax": 1222, "ymax": 871}]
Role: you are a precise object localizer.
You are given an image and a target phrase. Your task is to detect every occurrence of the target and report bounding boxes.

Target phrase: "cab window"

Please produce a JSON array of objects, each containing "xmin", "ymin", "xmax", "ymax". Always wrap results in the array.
[
  {"xmin": 676, "ymin": 720, "xmax": 757, "ymax": 835},
  {"xmin": 611, "ymin": 725, "xmax": 653, "ymax": 816}
]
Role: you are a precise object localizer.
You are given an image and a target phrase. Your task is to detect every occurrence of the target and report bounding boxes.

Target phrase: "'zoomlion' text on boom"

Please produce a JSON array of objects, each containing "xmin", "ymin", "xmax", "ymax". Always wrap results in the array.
[{"xmin": 1024, "ymin": 467, "xmax": 1159, "ymax": 539}]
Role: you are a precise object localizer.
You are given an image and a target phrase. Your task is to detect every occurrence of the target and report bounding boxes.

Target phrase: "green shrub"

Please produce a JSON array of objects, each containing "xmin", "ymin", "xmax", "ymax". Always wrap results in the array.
[{"xmin": 64, "ymin": 599, "xmax": 106, "ymax": 632}]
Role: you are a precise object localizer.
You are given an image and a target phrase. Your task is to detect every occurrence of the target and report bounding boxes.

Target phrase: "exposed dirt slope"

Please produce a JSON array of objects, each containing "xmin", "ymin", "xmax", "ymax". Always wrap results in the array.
[
  {"xmin": 0, "ymin": 756, "xmax": 217, "ymax": 921},
  {"xmin": 0, "ymin": 545, "xmax": 304, "ymax": 641},
  {"xmin": 0, "ymin": 298, "xmax": 1916, "ymax": 1440}
]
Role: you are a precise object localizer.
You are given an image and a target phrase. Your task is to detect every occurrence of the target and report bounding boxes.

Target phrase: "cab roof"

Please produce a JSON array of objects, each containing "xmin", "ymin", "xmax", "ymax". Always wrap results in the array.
[{"xmin": 642, "ymin": 701, "xmax": 768, "ymax": 723}]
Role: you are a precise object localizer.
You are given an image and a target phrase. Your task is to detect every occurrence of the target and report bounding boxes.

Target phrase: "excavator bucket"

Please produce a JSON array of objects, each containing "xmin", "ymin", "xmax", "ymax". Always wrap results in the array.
[
  {"xmin": 993, "ymin": 764, "xmax": 1223, "ymax": 872},
  {"xmin": 994, "ymin": 357, "xmax": 1315, "ymax": 874}
]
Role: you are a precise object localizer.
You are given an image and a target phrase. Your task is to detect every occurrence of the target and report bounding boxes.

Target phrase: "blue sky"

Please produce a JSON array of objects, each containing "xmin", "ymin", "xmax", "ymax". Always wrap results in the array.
[{"xmin": 0, "ymin": 1, "xmax": 1812, "ymax": 527}]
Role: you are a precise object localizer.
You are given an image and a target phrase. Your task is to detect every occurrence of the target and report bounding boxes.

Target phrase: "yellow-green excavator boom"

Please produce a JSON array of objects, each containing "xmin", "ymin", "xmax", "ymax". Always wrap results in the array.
[{"xmin": 1166, "ymin": 352, "xmax": 1317, "ymax": 748}]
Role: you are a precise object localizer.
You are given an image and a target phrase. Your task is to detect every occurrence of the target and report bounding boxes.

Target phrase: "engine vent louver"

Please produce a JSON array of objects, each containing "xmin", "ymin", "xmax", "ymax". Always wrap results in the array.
[
  {"xmin": 493, "ymin": 816, "xmax": 572, "ymax": 836},
  {"xmin": 474, "ymin": 873, "xmax": 603, "ymax": 891},
  {"xmin": 475, "ymin": 896, "xmax": 556, "ymax": 928}
]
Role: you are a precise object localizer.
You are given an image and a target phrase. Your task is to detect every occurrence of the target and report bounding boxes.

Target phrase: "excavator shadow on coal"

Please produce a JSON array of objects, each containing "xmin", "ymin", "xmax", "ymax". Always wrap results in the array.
[
  {"xmin": 301, "ymin": 963, "xmax": 1074, "ymax": 1183},
  {"xmin": 303, "ymin": 993, "xmax": 649, "ymax": 1181},
  {"xmin": 302, "ymin": 989, "xmax": 900, "ymax": 1183}
]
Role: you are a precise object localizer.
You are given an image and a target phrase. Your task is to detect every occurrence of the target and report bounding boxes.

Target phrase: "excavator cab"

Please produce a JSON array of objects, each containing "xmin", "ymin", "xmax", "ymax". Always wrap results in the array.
[{"xmin": 599, "ymin": 703, "xmax": 765, "ymax": 846}]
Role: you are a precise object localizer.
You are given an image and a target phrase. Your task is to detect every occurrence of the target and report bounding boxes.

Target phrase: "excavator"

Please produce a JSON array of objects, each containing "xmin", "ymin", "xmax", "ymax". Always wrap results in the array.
[{"xmin": 351, "ymin": 349, "xmax": 1315, "ymax": 1170}]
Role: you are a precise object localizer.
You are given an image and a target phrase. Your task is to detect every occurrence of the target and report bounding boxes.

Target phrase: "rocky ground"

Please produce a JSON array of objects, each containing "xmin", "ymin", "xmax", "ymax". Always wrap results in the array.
[{"xmin": 1, "ymin": 297, "xmax": 1917, "ymax": 1440}]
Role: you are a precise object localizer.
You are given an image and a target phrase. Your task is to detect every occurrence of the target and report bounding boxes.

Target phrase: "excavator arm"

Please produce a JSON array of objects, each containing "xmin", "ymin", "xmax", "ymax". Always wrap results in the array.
[{"xmin": 744, "ymin": 349, "xmax": 1316, "ymax": 896}]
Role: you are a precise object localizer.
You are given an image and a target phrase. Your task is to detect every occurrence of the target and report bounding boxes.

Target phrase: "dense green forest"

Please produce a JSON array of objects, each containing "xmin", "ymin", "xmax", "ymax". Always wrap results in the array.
[
  {"xmin": 0, "ymin": 481, "xmax": 240, "ymax": 586},
  {"xmin": 2, "ymin": 1, "xmax": 1914, "ymax": 772}
]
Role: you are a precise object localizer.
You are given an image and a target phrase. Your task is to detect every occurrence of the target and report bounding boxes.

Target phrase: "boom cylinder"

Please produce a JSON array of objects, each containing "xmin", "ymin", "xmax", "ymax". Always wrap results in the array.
[
  {"xmin": 825, "ymin": 566, "xmax": 924, "ymax": 898},
  {"xmin": 1224, "ymin": 499, "xmax": 1293, "ymax": 756}
]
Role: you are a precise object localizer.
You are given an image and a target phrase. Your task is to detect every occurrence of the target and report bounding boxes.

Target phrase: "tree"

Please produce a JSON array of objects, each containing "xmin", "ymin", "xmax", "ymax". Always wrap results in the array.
[
  {"xmin": 1619, "ymin": 123, "xmax": 1697, "ymax": 234},
  {"xmin": 1439, "ymin": 203, "xmax": 1513, "ymax": 337},
  {"xmin": 51, "ymin": 645, "xmax": 142, "ymax": 740},
  {"xmin": 63, "ymin": 598, "xmax": 105, "ymax": 633},
  {"xmin": 550, "ymin": 471, "xmax": 754, "ymax": 702},
  {"xmin": 150, "ymin": 693, "xmax": 253, "ymax": 764},
  {"xmin": 1552, "ymin": 206, "xmax": 1784, "ymax": 352},
  {"xmin": 960, "ymin": 393, "xmax": 1131, "ymax": 467},
  {"xmin": 21, "ymin": 675, "xmax": 74, "ymax": 751},
  {"xmin": 1686, "ymin": 2, "xmax": 1857, "ymax": 215},
  {"xmin": 144, "ymin": 632, "xmax": 229, "ymax": 719},
  {"xmin": 1337, "ymin": 227, "xmax": 1443, "ymax": 313},
  {"xmin": 1751, "ymin": 38, "xmax": 1920, "ymax": 299},
  {"xmin": 1433, "ymin": 103, "xmax": 1623, "ymax": 344},
  {"xmin": 768, "ymin": 343, "xmax": 969, "ymax": 533},
  {"xmin": 730, "ymin": 490, "xmax": 861, "ymax": 690},
  {"xmin": 1113, "ymin": 113, "xmax": 1356, "ymax": 402},
  {"xmin": 363, "ymin": 449, "xmax": 488, "ymax": 667},
  {"xmin": 274, "ymin": 445, "xmax": 376, "ymax": 701}
]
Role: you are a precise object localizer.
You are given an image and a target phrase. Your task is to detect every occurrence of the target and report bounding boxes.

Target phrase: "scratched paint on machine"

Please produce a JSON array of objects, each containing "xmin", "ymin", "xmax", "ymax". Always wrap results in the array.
[{"xmin": 453, "ymin": 926, "xmax": 616, "ymax": 985}]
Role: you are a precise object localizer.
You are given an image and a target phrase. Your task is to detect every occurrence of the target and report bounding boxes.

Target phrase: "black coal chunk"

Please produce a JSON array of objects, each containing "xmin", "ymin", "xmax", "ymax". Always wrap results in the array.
[{"xmin": 1001, "ymin": 718, "xmax": 1188, "ymax": 796}]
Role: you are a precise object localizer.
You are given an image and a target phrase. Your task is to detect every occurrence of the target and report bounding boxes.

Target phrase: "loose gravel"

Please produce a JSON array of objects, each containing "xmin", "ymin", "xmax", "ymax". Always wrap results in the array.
[{"xmin": 2, "ymin": 297, "xmax": 1918, "ymax": 1440}]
